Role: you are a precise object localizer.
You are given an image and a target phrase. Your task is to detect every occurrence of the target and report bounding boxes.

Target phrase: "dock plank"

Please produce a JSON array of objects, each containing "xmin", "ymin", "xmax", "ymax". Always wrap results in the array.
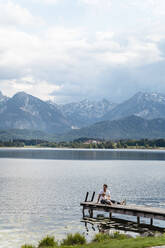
[{"xmin": 80, "ymin": 202, "xmax": 165, "ymax": 221}]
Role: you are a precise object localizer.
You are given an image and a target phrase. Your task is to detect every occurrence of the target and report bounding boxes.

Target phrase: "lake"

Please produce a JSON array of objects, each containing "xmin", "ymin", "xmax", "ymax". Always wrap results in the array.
[{"xmin": 0, "ymin": 148, "xmax": 165, "ymax": 248}]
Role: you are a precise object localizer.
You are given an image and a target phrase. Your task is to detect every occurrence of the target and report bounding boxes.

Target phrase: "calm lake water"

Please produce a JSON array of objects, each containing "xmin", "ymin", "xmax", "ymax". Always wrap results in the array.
[{"xmin": 0, "ymin": 148, "xmax": 165, "ymax": 248}]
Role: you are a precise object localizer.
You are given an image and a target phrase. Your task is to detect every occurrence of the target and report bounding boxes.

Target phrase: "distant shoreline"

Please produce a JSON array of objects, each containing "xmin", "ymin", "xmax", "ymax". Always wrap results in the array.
[{"xmin": 2, "ymin": 138, "xmax": 165, "ymax": 150}]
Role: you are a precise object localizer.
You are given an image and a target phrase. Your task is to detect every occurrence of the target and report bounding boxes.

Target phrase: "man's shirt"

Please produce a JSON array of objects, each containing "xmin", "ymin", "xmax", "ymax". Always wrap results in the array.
[{"xmin": 99, "ymin": 189, "xmax": 110, "ymax": 201}]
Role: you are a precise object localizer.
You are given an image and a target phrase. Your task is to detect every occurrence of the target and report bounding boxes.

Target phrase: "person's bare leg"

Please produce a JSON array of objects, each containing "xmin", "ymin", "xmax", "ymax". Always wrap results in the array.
[
  {"xmin": 111, "ymin": 200, "xmax": 126, "ymax": 205},
  {"xmin": 121, "ymin": 199, "xmax": 126, "ymax": 205}
]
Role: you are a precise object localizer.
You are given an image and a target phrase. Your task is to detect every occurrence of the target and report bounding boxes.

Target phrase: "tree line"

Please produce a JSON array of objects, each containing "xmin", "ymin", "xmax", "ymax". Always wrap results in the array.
[{"xmin": 1, "ymin": 138, "xmax": 165, "ymax": 149}]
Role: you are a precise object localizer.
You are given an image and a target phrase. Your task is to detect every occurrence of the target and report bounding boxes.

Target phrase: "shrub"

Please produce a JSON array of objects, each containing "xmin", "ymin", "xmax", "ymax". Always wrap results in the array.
[
  {"xmin": 93, "ymin": 232, "xmax": 128, "ymax": 243},
  {"xmin": 92, "ymin": 233, "xmax": 111, "ymax": 242},
  {"xmin": 38, "ymin": 236, "xmax": 58, "ymax": 247},
  {"xmin": 21, "ymin": 245, "xmax": 36, "ymax": 248},
  {"xmin": 61, "ymin": 233, "xmax": 86, "ymax": 246},
  {"xmin": 111, "ymin": 231, "xmax": 128, "ymax": 240}
]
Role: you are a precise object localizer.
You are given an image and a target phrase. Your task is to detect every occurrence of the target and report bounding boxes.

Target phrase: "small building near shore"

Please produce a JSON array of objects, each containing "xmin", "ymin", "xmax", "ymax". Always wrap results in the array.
[{"xmin": 83, "ymin": 139, "xmax": 101, "ymax": 145}]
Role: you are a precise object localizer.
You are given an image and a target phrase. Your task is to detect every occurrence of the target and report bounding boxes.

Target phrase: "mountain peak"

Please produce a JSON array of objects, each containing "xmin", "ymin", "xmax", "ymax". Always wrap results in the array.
[
  {"xmin": 0, "ymin": 91, "xmax": 70, "ymax": 134},
  {"xmin": 133, "ymin": 91, "xmax": 165, "ymax": 103},
  {"xmin": 104, "ymin": 91, "xmax": 165, "ymax": 121},
  {"xmin": 13, "ymin": 91, "xmax": 32, "ymax": 99},
  {"xmin": 12, "ymin": 92, "xmax": 43, "ymax": 105}
]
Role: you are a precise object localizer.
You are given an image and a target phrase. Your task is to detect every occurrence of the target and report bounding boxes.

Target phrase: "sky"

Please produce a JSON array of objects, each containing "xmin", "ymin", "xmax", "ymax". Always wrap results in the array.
[{"xmin": 0, "ymin": 0, "xmax": 165, "ymax": 103}]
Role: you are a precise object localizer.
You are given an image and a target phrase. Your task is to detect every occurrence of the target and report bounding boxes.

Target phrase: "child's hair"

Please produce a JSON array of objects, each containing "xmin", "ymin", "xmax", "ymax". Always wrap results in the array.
[{"xmin": 103, "ymin": 184, "xmax": 108, "ymax": 188}]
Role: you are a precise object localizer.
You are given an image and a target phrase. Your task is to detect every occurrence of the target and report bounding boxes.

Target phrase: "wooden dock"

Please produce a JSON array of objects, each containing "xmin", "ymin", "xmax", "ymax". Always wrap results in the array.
[{"xmin": 81, "ymin": 192, "xmax": 165, "ymax": 226}]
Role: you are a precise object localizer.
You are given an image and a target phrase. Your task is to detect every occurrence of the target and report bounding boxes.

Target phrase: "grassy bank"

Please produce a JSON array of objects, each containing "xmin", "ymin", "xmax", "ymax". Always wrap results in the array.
[{"xmin": 21, "ymin": 232, "xmax": 165, "ymax": 248}]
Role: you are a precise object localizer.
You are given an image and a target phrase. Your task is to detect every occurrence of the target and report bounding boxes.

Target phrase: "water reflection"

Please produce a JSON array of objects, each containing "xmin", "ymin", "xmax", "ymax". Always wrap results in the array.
[
  {"xmin": 82, "ymin": 216, "xmax": 165, "ymax": 237},
  {"xmin": 1, "ymin": 148, "xmax": 165, "ymax": 160}
]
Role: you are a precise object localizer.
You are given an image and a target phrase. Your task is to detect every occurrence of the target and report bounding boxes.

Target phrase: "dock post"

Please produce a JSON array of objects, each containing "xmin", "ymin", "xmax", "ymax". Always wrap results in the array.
[
  {"xmin": 82, "ymin": 207, "xmax": 85, "ymax": 218},
  {"xmin": 150, "ymin": 218, "xmax": 153, "ymax": 226},
  {"xmin": 137, "ymin": 216, "xmax": 140, "ymax": 224},
  {"xmin": 109, "ymin": 212, "xmax": 112, "ymax": 219},
  {"xmin": 91, "ymin": 192, "xmax": 95, "ymax": 202},
  {"xmin": 89, "ymin": 209, "xmax": 93, "ymax": 218},
  {"xmin": 85, "ymin": 192, "xmax": 89, "ymax": 202}
]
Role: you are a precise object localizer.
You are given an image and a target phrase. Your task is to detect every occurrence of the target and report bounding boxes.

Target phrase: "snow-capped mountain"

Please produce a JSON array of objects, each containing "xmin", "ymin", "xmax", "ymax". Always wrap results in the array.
[
  {"xmin": 58, "ymin": 98, "xmax": 117, "ymax": 127},
  {"xmin": 103, "ymin": 92, "xmax": 165, "ymax": 121},
  {"xmin": 0, "ymin": 92, "xmax": 71, "ymax": 133}
]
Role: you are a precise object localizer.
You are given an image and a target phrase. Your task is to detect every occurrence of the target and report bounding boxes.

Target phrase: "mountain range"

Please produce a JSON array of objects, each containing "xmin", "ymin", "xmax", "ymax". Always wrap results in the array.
[
  {"xmin": 0, "ymin": 90, "xmax": 165, "ymax": 140},
  {"xmin": 50, "ymin": 98, "xmax": 116, "ymax": 128}
]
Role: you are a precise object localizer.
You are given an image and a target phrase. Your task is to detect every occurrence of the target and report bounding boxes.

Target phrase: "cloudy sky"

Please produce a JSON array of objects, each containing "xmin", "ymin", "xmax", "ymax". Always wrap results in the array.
[{"xmin": 0, "ymin": 0, "xmax": 165, "ymax": 103}]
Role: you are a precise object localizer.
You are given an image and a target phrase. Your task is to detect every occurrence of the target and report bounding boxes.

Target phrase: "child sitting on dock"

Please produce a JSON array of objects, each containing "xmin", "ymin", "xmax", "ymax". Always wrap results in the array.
[{"xmin": 97, "ymin": 184, "xmax": 126, "ymax": 205}]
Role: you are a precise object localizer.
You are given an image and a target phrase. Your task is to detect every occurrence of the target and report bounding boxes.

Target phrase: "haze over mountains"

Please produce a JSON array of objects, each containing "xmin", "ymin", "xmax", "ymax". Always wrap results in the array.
[{"xmin": 0, "ymin": 90, "xmax": 165, "ymax": 141}]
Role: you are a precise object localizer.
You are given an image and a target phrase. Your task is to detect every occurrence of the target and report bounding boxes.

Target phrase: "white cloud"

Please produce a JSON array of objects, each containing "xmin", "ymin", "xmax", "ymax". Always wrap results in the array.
[
  {"xmin": 32, "ymin": 0, "xmax": 61, "ymax": 4},
  {"xmin": 96, "ymin": 31, "xmax": 114, "ymax": 41},
  {"xmin": 79, "ymin": 0, "xmax": 112, "ymax": 8},
  {"xmin": 128, "ymin": 0, "xmax": 165, "ymax": 17},
  {"xmin": 0, "ymin": 27, "xmax": 41, "ymax": 69},
  {"xmin": 0, "ymin": 0, "xmax": 165, "ymax": 102},
  {"xmin": 1, "ymin": 76, "xmax": 61, "ymax": 100},
  {"xmin": 0, "ymin": 24, "xmax": 164, "ymax": 102},
  {"xmin": 0, "ymin": 1, "xmax": 41, "ymax": 27}
]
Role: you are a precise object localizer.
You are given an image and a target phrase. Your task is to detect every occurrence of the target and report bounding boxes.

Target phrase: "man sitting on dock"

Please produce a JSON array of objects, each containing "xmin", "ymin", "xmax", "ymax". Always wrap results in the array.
[{"xmin": 97, "ymin": 184, "xmax": 125, "ymax": 205}]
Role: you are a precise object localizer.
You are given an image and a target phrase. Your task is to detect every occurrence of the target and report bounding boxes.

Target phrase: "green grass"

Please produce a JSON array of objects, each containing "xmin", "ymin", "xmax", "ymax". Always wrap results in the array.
[
  {"xmin": 21, "ymin": 233, "xmax": 165, "ymax": 248},
  {"xmin": 92, "ymin": 233, "xmax": 112, "ymax": 243},
  {"xmin": 38, "ymin": 236, "xmax": 58, "ymax": 247},
  {"xmin": 86, "ymin": 235, "xmax": 165, "ymax": 248},
  {"xmin": 92, "ymin": 232, "xmax": 128, "ymax": 242},
  {"xmin": 21, "ymin": 245, "xmax": 36, "ymax": 248},
  {"xmin": 61, "ymin": 233, "xmax": 86, "ymax": 246}
]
